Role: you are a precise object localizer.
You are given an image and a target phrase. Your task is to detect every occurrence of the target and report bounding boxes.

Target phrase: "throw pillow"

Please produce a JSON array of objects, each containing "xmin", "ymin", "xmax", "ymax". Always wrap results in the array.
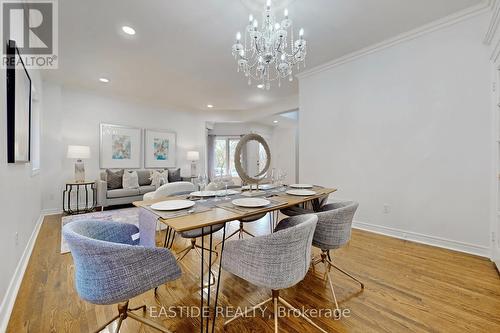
[
  {"xmin": 122, "ymin": 170, "xmax": 139, "ymax": 189},
  {"xmin": 168, "ymin": 168, "xmax": 182, "ymax": 182},
  {"xmin": 137, "ymin": 171, "xmax": 152, "ymax": 186},
  {"xmin": 150, "ymin": 170, "xmax": 169, "ymax": 189},
  {"xmin": 106, "ymin": 169, "xmax": 124, "ymax": 190}
]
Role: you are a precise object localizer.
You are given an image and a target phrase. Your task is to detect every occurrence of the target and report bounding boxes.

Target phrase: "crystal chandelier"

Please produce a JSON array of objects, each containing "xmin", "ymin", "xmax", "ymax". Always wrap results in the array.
[{"xmin": 232, "ymin": 0, "xmax": 307, "ymax": 90}]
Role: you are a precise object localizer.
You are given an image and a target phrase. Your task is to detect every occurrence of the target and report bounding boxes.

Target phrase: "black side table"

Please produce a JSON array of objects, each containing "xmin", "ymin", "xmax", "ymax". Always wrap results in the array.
[{"xmin": 63, "ymin": 180, "xmax": 97, "ymax": 215}]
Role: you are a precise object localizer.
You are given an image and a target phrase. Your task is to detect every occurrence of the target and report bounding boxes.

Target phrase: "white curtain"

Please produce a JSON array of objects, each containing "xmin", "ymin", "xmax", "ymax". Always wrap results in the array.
[{"xmin": 207, "ymin": 135, "xmax": 215, "ymax": 181}]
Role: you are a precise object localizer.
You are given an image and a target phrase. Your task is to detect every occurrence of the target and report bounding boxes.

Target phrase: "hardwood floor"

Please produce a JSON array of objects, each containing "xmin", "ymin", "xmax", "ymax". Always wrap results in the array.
[{"xmin": 6, "ymin": 213, "xmax": 500, "ymax": 333}]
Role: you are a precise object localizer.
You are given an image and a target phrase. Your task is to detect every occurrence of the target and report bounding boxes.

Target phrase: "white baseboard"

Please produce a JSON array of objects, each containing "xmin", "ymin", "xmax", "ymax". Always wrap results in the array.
[
  {"xmin": 353, "ymin": 220, "xmax": 491, "ymax": 258},
  {"xmin": 0, "ymin": 212, "xmax": 45, "ymax": 333},
  {"xmin": 41, "ymin": 208, "xmax": 62, "ymax": 216}
]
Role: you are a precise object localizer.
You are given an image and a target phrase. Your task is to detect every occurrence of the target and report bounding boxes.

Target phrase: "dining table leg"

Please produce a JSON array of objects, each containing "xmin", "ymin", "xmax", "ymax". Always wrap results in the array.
[
  {"xmin": 205, "ymin": 225, "xmax": 214, "ymax": 331},
  {"xmin": 200, "ymin": 227, "xmax": 205, "ymax": 333},
  {"xmin": 163, "ymin": 227, "xmax": 171, "ymax": 248},
  {"xmin": 211, "ymin": 223, "xmax": 226, "ymax": 332},
  {"xmin": 195, "ymin": 223, "xmax": 228, "ymax": 333}
]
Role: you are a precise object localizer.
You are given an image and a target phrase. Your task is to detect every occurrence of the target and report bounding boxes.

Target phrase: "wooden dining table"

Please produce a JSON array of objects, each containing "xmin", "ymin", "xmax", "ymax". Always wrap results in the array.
[{"xmin": 133, "ymin": 186, "xmax": 337, "ymax": 333}]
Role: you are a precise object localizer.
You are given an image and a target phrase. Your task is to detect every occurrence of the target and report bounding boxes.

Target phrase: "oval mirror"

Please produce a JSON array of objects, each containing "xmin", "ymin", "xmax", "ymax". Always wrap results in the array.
[{"xmin": 234, "ymin": 133, "xmax": 271, "ymax": 185}]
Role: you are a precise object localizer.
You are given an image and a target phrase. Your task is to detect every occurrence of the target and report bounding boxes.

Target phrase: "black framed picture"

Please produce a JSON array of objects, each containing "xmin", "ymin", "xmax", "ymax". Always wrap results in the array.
[{"xmin": 6, "ymin": 40, "xmax": 32, "ymax": 163}]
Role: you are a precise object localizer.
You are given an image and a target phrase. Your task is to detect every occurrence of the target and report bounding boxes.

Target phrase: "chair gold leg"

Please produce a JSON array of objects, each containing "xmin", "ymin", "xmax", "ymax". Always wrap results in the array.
[
  {"xmin": 241, "ymin": 228, "xmax": 255, "ymax": 237},
  {"xmin": 194, "ymin": 244, "xmax": 219, "ymax": 258},
  {"xmin": 215, "ymin": 227, "xmax": 240, "ymax": 248},
  {"xmin": 176, "ymin": 245, "xmax": 192, "ymax": 262},
  {"xmin": 327, "ymin": 260, "xmax": 364, "ymax": 289},
  {"xmin": 114, "ymin": 317, "xmax": 123, "ymax": 333},
  {"xmin": 278, "ymin": 297, "xmax": 328, "ymax": 333},
  {"xmin": 95, "ymin": 301, "xmax": 172, "ymax": 333},
  {"xmin": 223, "ymin": 297, "xmax": 273, "ymax": 326},
  {"xmin": 274, "ymin": 297, "xmax": 279, "ymax": 333},
  {"xmin": 325, "ymin": 262, "xmax": 341, "ymax": 316},
  {"xmin": 127, "ymin": 311, "xmax": 172, "ymax": 333},
  {"xmin": 93, "ymin": 314, "xmax": 120, "ymax": 333},
  {"xmin": 224, "ymin": 292, "xmax": 328, "ymax": 332},
  {"xmin": 192, "ymin": 247, "xmax": 217, "ymax": 288},
  {"xmin": 129, "ymin": 304, "xmax": 147, "ymax": 312},
  {"xmin": 216, "ymin": 222, "xmax": 255, "ymax": 248}
]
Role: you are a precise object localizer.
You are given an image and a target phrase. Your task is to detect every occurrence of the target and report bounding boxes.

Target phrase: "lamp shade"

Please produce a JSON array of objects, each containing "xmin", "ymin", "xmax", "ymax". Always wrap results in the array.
[
  {"xmin": 67, "ymin": 145, "xmax": 91, "ymax": 159},
  {"xmin": 187, "ymin": 151, "xmax": 199, "ymax": 161}
]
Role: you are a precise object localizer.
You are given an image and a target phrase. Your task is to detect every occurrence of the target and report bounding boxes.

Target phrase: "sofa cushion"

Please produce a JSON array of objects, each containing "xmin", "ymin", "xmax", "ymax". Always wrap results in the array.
[
  {"xmin": 168, "ymin": 168, "xmax": 181, "ymax": 182},
  {"xmin": 139, "ymin": 185, "xmax": 156, "ymax": 195},
  {"xmin": 151, "ymin": 170, "xmax": 169, "ymax": 188},
  {"xmin": 137, "ymin": 170, "xmax": 152, "ymax": 186},
  {"xmin": 123, "ymin": 170, "xmax": 139, "ymax": 189},
  {"xmin": 106, "ymin": 169, "xmax": 124, "ymax": 190},
  {"xmin": 107, "ymin": 188, "xmax": 140, "ymax": 198}
]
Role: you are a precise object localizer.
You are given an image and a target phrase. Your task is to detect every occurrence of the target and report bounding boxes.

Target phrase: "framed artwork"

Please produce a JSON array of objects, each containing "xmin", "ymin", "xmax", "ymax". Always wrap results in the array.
[
  {"xmin": 6, "ymin": 40, "xmax": 32, "ymax": 163},
  {"xmin": 144, "ymin": 129, "xmax": 177, "ymax": 168},
  {"xmin": 100, "ymin": 124, "xmax": 141, "ymax": 169}
]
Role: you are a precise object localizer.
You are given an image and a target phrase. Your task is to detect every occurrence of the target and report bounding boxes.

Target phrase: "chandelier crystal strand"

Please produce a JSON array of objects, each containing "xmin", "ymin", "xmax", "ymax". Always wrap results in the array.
[{"xmin": 232, "ymin": 0, "xmax": 306, "ymax": 89}]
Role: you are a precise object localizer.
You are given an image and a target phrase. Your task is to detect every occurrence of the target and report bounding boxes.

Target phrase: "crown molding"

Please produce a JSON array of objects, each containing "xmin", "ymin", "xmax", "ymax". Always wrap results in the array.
[
  {"xmin": 484, "ymin": 0, "xmax": 500, "ymax": 45},
  {"xmin": 297, "ymin": 2, "xmax": 491, "ymax": 80}
]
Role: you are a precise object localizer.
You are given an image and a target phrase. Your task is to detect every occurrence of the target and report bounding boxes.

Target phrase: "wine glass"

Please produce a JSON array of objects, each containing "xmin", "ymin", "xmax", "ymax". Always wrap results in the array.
[
  {"xmin": 280, "ymin": 169, "xmax": 288, "ymax": 190},
  {"xmin": 270, "ymin": 168, "xmax": 278, "ymax": 192},
  {"xmin": 198, "ymin": 174, "xmax": 208, "ymax": 202},
  {"xmin": 225, "ymin": 183, "xmax": 230, "ymax": 199},
  {"xmin": 213, "ymin": 174, "xmax": 223, "ymax": 202}
]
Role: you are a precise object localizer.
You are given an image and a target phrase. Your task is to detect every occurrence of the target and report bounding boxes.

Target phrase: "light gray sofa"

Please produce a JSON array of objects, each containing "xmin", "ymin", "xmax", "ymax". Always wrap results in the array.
[{"xmin": 97, "ymin": 169, "xmax": 189, "ymax": 209}]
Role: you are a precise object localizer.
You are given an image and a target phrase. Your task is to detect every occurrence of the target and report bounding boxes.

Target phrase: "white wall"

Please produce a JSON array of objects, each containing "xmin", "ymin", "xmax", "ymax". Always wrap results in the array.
[
  {"xmin": 209, "ymin": 122, "xmax": 273, "ymax": 137},
  {"xmin": 270, "ymin": 126, "xmax": 298, "ymax": 184},
  {"xmin": 0, "ymin": 68, "xmax": 43, "ymax": 329},
  {"xmin": 41, "ymin": 84, "xmax": 207, "ymax": 211},
  {"xmin": 299, "ymin": 13, "xmax": 492, "ymax": 256}
]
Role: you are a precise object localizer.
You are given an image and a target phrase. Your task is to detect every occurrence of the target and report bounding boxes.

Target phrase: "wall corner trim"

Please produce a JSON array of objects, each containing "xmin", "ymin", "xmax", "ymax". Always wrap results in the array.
[
  {"xmin": 0, "ymin": 212, "xmax": 46, "ymax": 333},
  {"xmin": 297, "ymin": 2, "xmax": 490, "ymax": 80}
]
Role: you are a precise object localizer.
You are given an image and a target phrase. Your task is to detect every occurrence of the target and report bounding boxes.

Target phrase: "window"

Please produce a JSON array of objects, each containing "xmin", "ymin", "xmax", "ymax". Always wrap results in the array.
[{"xmin": 213, "ymin": 137, "xmax": 240, "ymax": 177}]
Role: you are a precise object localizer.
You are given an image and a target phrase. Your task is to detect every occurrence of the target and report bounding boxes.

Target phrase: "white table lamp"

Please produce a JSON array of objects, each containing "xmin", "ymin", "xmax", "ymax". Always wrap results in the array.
[
  {"xmin": 187, "ymin": 151, "xmax": 200, "ymax": 177},
  {"xmin": 67, "ymin": 145, "xmax": 91, "ymax": 183}
]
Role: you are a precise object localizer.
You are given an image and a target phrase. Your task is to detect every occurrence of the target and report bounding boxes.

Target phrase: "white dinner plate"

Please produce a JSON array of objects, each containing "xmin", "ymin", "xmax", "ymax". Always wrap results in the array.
[
  {"xmin": 151, "ymin": 200, "xmax": 195, "ymax": 211},
  {"xmin": 232, "ymin": 198, "xmax": 271, "ymax": 208},
  {"xmin": 286, "ymin": 189, "xmax": 317, "ymax": 196},
  {"xmin": 214, "ymin": 189, "xmax": 240, "ymax": 196},
  {"xmin": 289, "ymin": 184, "xmax": 314, "ymax": 189},
  {"xmin": 190, "ymin": 191, "xmax": 216, "ymax": 197}
]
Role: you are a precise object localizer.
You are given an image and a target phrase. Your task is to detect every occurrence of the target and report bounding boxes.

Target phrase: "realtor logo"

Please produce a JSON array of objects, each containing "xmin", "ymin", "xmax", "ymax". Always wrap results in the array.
[{"xmin": 1, "ymin": 0, "xmax": 58, "ymax": 68}]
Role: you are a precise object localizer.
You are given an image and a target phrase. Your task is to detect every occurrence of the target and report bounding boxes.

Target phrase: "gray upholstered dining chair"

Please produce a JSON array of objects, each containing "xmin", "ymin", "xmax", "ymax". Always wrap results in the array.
[
  {"xmin": 222, "ymin": 214, "xmax": 328, "ymax": 333},
  {"xmin": 308, "ymin": 201, "xmax": 363, "ymax": 313},
  {"xmin": 63, "ymin": 220, "xmax": 181, "ymax": 333}
]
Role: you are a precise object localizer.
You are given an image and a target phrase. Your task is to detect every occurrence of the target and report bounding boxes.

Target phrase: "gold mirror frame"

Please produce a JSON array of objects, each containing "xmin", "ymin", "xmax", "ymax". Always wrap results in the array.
[{"xmin": 234, "ymin": 133, "xmax": 271, "ymax": 185}]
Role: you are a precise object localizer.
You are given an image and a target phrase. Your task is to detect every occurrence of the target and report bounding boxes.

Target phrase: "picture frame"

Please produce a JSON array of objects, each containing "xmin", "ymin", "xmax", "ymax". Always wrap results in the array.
[
  {"xmin": 6, "ymin": 40, "xmax": 32, "ymax": 163},
  {"xmin": 144, "ymin": 129, "xmax": 177, "ymax": 168},
  {"xmin": 100, "ymin": 123, "xmax": 142, "ymax": 169}
]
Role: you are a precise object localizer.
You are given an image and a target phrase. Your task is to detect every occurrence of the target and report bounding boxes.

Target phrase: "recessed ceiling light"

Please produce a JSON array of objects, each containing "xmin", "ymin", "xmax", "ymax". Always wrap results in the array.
[
  {"xmin": 99, "ymin": 77, "xmax": 110, "ymax": 83},
  {"xmin": 207, "ymin": 104, "xmax": 214, "ymax": 108},
  {"xmin": 273, "ymin": 120, "xmax": 279, "ymax": 124},
  {"xmin": 257, "ymin": 84, "xmax": 264, "ymax": 89},
  {"xmin": 122, "ymin": 26, "xmax": 136, "ymax": 35}
]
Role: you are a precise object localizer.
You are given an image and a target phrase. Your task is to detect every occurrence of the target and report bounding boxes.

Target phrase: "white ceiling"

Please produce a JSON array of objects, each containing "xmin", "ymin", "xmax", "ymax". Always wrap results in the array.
[{"xmin": 43, "ymin": 0, "xmax": 484, "ymax": 112}]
